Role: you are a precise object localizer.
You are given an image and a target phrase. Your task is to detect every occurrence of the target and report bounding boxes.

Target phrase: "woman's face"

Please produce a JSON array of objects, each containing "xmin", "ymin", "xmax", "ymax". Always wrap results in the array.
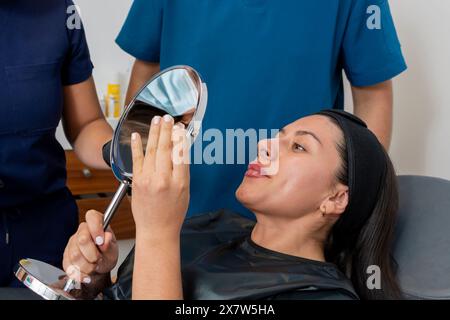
[{"xmin": 236, "ymin": 115, "xmax": 346, "ymax": 219}]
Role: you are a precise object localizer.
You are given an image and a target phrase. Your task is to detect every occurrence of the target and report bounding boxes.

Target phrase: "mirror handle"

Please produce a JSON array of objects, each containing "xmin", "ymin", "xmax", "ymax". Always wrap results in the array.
[{"xmin": 103, "ymin": 181, "xmax": 129, "ymax": 230}]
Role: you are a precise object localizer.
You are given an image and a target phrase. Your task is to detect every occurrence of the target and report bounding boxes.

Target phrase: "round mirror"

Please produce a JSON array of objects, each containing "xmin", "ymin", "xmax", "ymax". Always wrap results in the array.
[
  {"xmin": 15, "ymin": 259, "xmax": 74, "ymax": 300},
  {"xmin": 15, "ymin": 66, "xmax": 208, "ymax": 300},
  {"xmin": 111, "ymin": 66, "xmax": 206, "ymax": 181}
]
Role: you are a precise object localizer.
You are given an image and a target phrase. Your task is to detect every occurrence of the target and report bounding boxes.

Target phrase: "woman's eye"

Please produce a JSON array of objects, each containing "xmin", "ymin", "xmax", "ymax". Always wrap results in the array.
[{"xmin": 293, "ymin": 143, "xmax": 306, "ymax": 152}]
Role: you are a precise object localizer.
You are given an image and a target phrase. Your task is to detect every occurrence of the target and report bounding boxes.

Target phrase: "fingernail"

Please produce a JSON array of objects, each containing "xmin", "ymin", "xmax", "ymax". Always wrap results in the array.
[
  {"xmin": 152, "ymin": 116, "xmax": 161, "ymax": 125},
  {"xmin": 95, "ymin": 264, "xmax": 101, "ymax": 272},
  {"xmin": 95, "ymin": 236, "xmax": 104, "ymax": 246},
  {"xmin": 174, "ymin": 122, "xmax": 185, "ymax": 130},
  {"xmin": 83, "ymin": 276, "xmax": 91, "ymax": 284},
  {"xmin": 131, "ymin": 132, "xmax": 137, "ymax": 141},
  {"xmin": 163, "ymin": 114, "xmax": 173, "ymax": 123}
]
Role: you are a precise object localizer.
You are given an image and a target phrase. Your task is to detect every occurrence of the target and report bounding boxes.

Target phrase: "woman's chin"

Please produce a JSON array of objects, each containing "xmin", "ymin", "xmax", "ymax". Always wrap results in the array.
[{"xmin": 235, "ymin": 182, "xmax": 263, "ymax": 210}]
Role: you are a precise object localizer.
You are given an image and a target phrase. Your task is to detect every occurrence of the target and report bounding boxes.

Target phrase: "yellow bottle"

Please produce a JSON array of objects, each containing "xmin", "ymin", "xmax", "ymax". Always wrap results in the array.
[{"xmin": 107, "ymin": 82, "xmax": 121, "ymax": 118}]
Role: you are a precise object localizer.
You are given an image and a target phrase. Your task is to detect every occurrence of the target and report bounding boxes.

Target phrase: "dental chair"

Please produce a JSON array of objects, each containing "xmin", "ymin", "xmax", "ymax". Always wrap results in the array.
[
  {"xmin": 1, "ymin": 175, "xmax": 449, "ymax": 300},
  {"xmin": 393, "ymin": 175, "xmax": 450, "ymax": 299}
]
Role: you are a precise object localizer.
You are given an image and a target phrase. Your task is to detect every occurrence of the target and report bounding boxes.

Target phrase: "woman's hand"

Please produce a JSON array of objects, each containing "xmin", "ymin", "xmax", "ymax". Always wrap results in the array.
[
  {"xmin": 62, "ymin": 210, "xmax": 118, "ymax": 296},
  {"xmin": 130, "ymin": 115, "xmax": 189, "ymax": 299},
  {"xmin": 130, "ymin": 114, "xmax": 190, "ymax": 238}
]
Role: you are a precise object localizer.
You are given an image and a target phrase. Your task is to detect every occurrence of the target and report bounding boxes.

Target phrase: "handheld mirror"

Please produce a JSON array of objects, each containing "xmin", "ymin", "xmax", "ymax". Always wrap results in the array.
[{"xmin": 15, "ymin": 65, "xmax": 208, "ymax": 300}]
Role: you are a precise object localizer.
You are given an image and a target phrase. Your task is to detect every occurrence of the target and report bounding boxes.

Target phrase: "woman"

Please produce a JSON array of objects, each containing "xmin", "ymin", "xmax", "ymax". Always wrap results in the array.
[
  {"xmin": 63, "ymin": 110, "xmax": 401, "ymax": 300},
  {"xmin": 0, "ymin": 0, "xmax": 113, "ymax": 286}
]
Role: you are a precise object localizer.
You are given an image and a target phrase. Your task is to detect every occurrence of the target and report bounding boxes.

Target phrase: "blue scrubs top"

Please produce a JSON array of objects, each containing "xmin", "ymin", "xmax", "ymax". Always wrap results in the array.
[
  {"xmin": 0, "ymin": 0, "xmax": 93, "ymax": 285},
  {"xmin": 117, "ymin": 0, "xmax": 407, "ymax": 219}
]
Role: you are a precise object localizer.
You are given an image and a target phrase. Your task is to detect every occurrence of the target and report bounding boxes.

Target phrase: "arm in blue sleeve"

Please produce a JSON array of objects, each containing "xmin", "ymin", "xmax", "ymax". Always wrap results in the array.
[
  {"xmin": 342, "ymin": 0, "xmax": 407, "ymax": 86},
  {"xmin": 116, "ymin": 0, "xmax": 164, "ymax": 62}
]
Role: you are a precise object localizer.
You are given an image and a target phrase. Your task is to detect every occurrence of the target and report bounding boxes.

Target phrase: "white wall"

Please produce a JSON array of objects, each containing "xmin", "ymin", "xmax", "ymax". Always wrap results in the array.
[
  {"xmin": 63, "ymin": 0, "xmax": 450, "ymax": 180},
  {"xmin": 56, "ymin": 0, "xmax": 133, "ymax": 149},
  {"xmin": 389, "ymin": 0, "xmax": 450, "ymax": 179},
  {"xmin": 74, "ymin": 0, "xmax": 134, "ymax": 95},
  {"xmin": 345, "ymin": 0, "xmax": 450, "ymax": 180}
]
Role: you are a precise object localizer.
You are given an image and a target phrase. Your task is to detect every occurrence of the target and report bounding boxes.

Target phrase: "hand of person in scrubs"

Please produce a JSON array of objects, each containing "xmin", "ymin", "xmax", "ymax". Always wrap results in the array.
[
  {"xmin": 130, "ymin": 114, "xmax": 190, "ymax": 237},
  {"xmin": 62, "ymin": 210, "xmax": 118, "ymax": 292}
]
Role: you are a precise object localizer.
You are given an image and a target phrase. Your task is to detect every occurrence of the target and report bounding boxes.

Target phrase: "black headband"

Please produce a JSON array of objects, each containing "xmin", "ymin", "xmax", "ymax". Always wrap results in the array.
[{"xmin": 315, "ymin": 110, "xmax": 387, "ymax": 240}]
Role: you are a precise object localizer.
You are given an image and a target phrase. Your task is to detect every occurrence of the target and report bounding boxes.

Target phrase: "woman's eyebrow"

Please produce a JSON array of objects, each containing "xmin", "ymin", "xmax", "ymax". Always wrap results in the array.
[{"xmin": 279, "ymin": 128, "xmax": 322, "ymax": 145}]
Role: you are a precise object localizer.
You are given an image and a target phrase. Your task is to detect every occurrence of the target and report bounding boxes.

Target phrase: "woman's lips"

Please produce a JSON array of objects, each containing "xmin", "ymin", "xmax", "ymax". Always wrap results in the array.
[{"xmin": 245, "ymin": 163, "xmax": 269, "ymax": 178}]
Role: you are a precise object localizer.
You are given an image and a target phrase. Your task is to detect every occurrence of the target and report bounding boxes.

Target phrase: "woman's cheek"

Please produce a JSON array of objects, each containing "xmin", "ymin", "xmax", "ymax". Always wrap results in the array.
[{"xmin": 279, "ymin": 168, "xmax": 327, "ymax": 205}]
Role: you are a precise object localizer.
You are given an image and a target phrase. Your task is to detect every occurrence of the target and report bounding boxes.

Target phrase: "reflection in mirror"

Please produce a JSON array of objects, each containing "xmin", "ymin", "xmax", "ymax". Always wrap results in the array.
[{"xmin": 114, "ymin": 68, "xmax": 200, "ymax": 177}]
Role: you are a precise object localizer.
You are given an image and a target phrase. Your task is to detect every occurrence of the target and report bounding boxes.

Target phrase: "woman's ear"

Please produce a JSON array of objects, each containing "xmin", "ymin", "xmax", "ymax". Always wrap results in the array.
[{"xmin": 320, "ymin": 185, "xmax": 349, "ymax": 217}]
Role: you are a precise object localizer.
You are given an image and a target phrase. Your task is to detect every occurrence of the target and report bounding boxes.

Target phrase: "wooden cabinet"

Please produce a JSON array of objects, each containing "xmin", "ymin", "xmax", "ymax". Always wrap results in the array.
[{"xmin": 65, "ymin": 151, "xmax": 135, "ymax": 240}]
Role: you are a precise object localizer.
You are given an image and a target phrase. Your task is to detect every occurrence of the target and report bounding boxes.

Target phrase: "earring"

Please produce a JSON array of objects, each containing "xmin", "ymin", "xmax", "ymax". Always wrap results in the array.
[{"xmin": 321, "ymin": 207, "xmax": 327, "ymax": 217}]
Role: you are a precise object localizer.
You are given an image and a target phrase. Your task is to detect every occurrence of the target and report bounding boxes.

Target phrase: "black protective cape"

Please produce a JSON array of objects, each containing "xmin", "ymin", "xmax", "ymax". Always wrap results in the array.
[{"xmin": 104, "ymin": 210, "xmax": 358, "ymax": 300}]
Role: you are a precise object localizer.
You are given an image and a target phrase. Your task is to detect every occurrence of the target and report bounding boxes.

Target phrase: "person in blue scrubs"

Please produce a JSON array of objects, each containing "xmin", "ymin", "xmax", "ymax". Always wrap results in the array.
[
  {"xmin": 0, "ymin": 0, "xmax": 113, "ymax": 286},
  {"xmin": 116, "ymin": 0, "xmax": 407, "ymax": 219}
]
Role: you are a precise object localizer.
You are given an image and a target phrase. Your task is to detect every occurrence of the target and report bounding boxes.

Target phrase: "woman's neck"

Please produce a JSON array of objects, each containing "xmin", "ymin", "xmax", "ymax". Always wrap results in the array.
[{"xmin": 250, "ymin": 214, "xmax": 327, "ymax": 262}]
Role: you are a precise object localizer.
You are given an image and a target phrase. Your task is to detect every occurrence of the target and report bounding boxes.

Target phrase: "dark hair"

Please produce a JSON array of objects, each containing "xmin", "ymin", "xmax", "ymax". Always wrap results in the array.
[
  {"xmin": 324, "ymin": 119, "xmax": 402, "ymax": 300},
  {"xmin": 120, "ymin": 100, "xmax": 187, "ymax": 147}
]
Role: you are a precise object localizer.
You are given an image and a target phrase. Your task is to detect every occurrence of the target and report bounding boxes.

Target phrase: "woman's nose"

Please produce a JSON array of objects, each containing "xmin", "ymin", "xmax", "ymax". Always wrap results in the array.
[{"xmin": 257, "ymin": 138, "xmax": 277, "ymax": 164}]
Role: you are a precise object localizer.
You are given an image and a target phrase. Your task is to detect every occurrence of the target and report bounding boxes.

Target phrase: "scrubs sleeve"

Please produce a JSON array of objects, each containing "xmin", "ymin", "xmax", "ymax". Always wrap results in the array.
[
  {"xmin": 115, "ymin": 0, "xmax": 164, "ymax": 62},
  {"xmin": 62, "ymin": 0, "xmax": 94, "ymax": 86},
  {"xmin": 342, "ymin": 0, "xmax": 407, "ymax": 87}
]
